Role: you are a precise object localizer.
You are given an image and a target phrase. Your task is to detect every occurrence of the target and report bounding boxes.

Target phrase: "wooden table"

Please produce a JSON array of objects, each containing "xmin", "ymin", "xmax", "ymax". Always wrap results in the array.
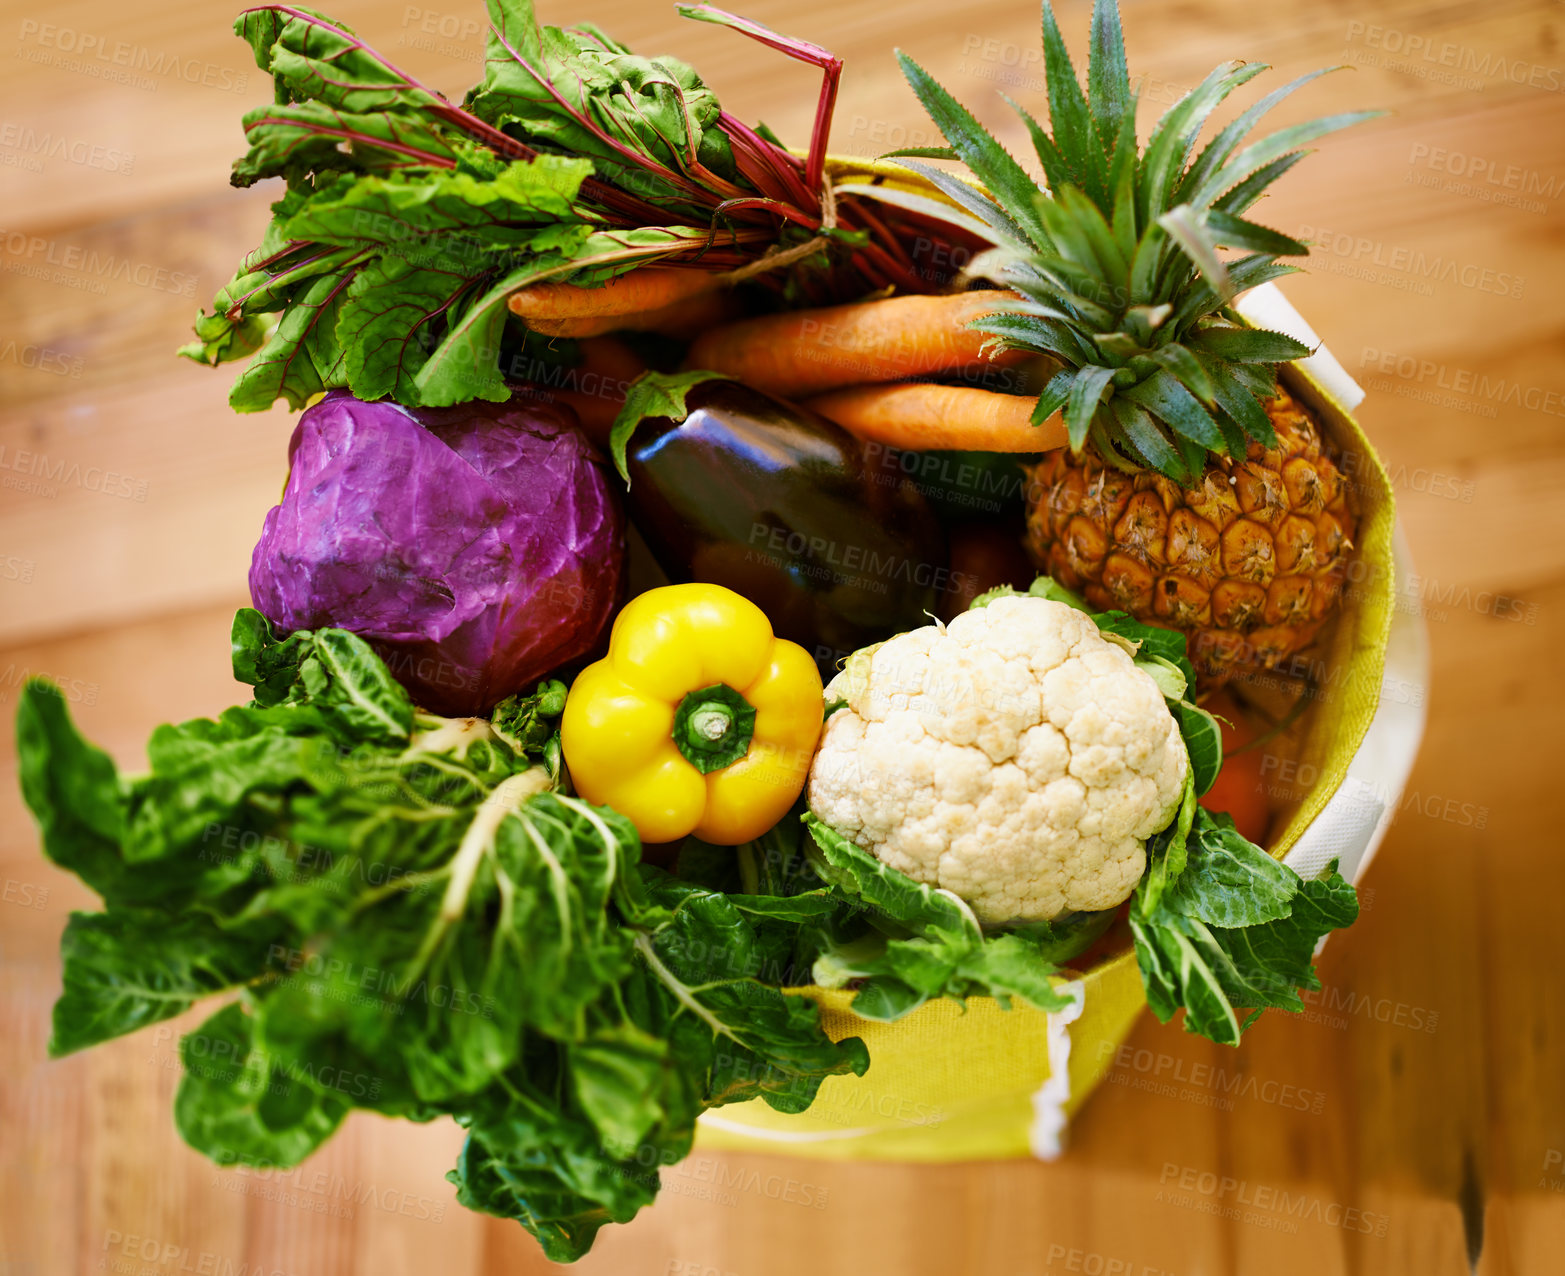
[{"xmin": 2, "ymin": 0, "xmax": 1561, "ymax": 1272}]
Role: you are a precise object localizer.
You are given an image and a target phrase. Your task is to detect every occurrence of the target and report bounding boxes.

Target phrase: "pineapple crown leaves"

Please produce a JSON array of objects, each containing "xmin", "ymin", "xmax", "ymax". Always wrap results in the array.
[{"xmin": 888, "ymin": 0, "xmax": 1383, "ymax": 481}]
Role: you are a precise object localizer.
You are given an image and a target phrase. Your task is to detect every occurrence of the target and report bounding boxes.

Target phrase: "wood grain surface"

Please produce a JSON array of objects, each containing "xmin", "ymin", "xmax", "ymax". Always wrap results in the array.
[{"xmin": 2, "ymin": 0, "xmax": 1563, "ymax": 1273}]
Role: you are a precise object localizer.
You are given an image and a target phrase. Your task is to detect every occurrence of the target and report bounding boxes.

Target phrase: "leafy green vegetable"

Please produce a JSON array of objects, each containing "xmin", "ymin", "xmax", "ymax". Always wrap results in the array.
[
  {"xmin": 802, "ymin": 816, "xmax": 1100, "ymax": 1019},
  {"xmin": 1130, "ymin": 840, "xmax": 1358, "ymax": 1045},
  {"xmin": 1169, "ymin": 698, "xmax": 1223, "ymax": 797},
  {"xmin": 174, "ymin": 1001, "xmax": 352, "ymax": 1169},
  {"xmin": 1165, "ymin": 810, "xmax": 1299, "ymax": 928},
  {"xmin": 186, "ymin": 2, "xmax": 971, "ymax": 412},
  {"xmin": 16, "ymin": 611, "xmax": 864, "ymax": 1262},
  {"xmin": 50, "ymin": 910, "xmax": 280, "ymax": 1057},
  {"xmin": 1138, "ymin": 774, "xmax": 1196, "ymax": 917},
  {"xmin": 489, "ymin": 677, "xmax": 567, "ymax": 775}
]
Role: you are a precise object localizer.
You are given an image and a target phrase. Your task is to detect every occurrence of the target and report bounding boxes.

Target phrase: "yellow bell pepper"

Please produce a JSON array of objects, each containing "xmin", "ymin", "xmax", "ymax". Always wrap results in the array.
[{"xmin": 561, "ymin": 583, "xmax": 823, "ymax": 845}]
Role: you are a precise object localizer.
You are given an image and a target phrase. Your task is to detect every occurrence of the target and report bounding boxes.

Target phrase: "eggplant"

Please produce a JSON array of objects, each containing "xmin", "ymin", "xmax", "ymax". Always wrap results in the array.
[{"xmin": 623, "ymin": 382, "xmax": 947, "ymax": 669}]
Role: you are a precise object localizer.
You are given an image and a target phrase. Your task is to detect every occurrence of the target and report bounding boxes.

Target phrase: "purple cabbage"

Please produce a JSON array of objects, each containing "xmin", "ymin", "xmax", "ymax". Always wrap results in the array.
[{"xmin": 250, "ymin": 390, "xmax": 623, "ymax": 716}]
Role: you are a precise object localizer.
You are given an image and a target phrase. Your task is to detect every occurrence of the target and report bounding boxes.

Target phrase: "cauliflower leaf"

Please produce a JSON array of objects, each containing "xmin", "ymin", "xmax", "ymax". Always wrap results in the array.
[
  {"xmin": 1130, "ymin": 808, "xmax": 1359, "ymax": 1045},
  {"xmin": 802, "ymin": 816, "xmax": 1109, "ymax": 1020}
]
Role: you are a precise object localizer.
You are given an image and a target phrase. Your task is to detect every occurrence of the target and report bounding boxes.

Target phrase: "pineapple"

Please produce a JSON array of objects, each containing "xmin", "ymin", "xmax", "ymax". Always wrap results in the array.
[
  {"xmin": 893, "ymin": 0, "xmax": 1378, "ymax": 681},
  {"xmin": 1024, "ymin": 388, "xmax": 1356, "ymax": 681}
]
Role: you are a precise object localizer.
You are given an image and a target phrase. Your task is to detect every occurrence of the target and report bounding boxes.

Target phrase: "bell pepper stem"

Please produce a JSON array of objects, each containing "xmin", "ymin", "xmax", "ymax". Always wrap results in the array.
[
  {"xmin": 689, "ymin": 703, "xmax": 734, "ymax": 741},
  {"xmin": 672, "ymin": 683, "xmax": 756, "ymax": 774}
]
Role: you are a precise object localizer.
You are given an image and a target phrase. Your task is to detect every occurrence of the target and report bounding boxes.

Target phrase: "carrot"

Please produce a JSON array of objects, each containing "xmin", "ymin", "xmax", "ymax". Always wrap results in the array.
[
  {"xmin": 531, "ymin": 337, "xmax": 648, "ymax": 448},
  {"xmin": 684, "ymin": 291, "xmax": 1028, "ymax": 397},
  {"xmin": 804, "ymin": 382, "xmax": 1067, "ymax": 454},
  {"xmin": 523, "ymin": 287, "xmax": 740, "ymax": 340},
  {"xmin": 508, "ymin": 268, "xmax": 720, "ymax": 321}
]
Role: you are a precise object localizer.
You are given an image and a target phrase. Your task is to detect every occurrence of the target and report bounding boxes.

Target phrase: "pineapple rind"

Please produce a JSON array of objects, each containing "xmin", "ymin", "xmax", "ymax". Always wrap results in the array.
[{"xmin": 1024, "ymin": 390, "xmax": 1356, "ymax": 684}]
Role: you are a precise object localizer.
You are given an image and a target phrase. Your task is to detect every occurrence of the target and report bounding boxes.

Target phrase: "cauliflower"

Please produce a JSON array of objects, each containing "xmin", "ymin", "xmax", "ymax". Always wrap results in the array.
[{"xmin": 807, "ymin": 595, "xmax": 1189, "ymax": 923}]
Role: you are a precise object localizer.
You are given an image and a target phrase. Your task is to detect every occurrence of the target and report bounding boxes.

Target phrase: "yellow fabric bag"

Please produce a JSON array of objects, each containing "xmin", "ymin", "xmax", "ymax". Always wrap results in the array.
[{"xmin": 693, "ymin": 160, "xmax": 1398, "ymax": 1161}]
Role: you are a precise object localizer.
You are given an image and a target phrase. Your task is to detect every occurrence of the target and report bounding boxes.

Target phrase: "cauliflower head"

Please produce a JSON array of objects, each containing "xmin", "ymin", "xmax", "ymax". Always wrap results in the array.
[{"xmin": 807, "ymin": 595, "xmax": 1189, "ymax": 923}]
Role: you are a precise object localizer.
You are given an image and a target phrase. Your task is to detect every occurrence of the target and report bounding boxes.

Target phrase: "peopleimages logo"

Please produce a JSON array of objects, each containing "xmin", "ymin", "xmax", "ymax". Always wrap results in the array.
[
  {"xmin": 1344, "ymin": 20, "xmax": 1563, "ymax": 92},
  {"xmin": 0, "ymin": 229, "xmax": 199, "ymax": 297},
  {"xmin": 1157, "ymin": 1163, "xmax": 1391, "ymax": 1236},
  {"xmin": 1098, "ymin": 1042, "xmax": 1327, "ymax": 1114},
  {"xmin": 0, "ymin": 122, "xmax": 134, "ymax": 174},
  {"xmin": 14, "ymin": 20, "xmax": 251, "ymax": 94},
  {"xmin": 1296, "ymin": 225, "xmax": 1525, "ymax": 299}
]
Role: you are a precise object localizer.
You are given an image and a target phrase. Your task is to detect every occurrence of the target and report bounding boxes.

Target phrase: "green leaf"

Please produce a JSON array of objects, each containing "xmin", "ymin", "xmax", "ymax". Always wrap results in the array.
[
  {"xmin": 1192, "ymin": 111, "xmax": 1384, "ymax": 210},
  {"xmin": 1003, "ymin": 95, "xmax": 1076, "ymax": 206},
  {"xmin": 229, "ymin": 609, "xmax": 413, "ymax": 743},
  {"xmin": 1140, "ymin": 774, "xmax": 1196, "ymax": 915},
  {"xmin": 1171, "ymin": 699, "xmax": 1223, "ymax": 797},
  {"xmin": 607, "ymin": 369, "xmax": 731, "ymax": 484},
  {"xmin": 802, "ymin": 816, "xmax": 1094, "ymax": 1019},
  {"xmin": 1119, "ymin": 367, "xmax": 1224, "ymax": 450},
  {"xmin": 1168, "ymin": 253, "xmax": 1300, "ymax": 332},
  {"xmin": 1139, "ymin": 61, "xmax": 1265, "ymax": 224},
  {"xmin": 452, "ymin": 1090, "xmax": 660, "ymax": 1264},
  {"xmin": 1065, "ymin": 365, "xmax": 1117, "ymax": 450},
  {"xmin": 1215, "ymin": 866, "xmax": 1359, "ymax": 1002},
  {"xmin": 568, "ymin": 1024, "xmax": 670, "ymax": 1156},
  {"xmin": 1055, "ymin": 184, "xmax": 1129, "ymax": 280},
  {"xmin": 283, "ymin": 157, "xmax": 592, "ymax": 248},
  {"xmin": 804, "ymin": 816, "xmax": 981, "ymax": 940},
  {"xmin": 636, "ymin": 872, "xmax": 869, "ymax": 1111},
  {"xmin": 1177, "ymin": 68, "xmax": 1335, "ymax": 206},
  {"xmin": 1087, "ymin": 606, "xmax": 1196, "ymax": 678},
  {"xmin": 896, "ymin": 53, "xmax": 1050, "ymax": 250},
  {"xmin": 472, "ymin": 2, "xmax": 741, "ymax": 220},
  {"xmin": 241, "ymin": 6, "xmax": 447, "ymax": 114},
  {"xmin": 1086, "ymin": 0, "xmax": 1133, "ymax": 149},
  {"xmin": 1132, "ymin": 854, "xmax": 1359, "ymax": 1044},
  {"xmin": 1143, "ymin": 342, "xmax": 1214, "ymax": 406},
  {"xmin": 1193, "ymin": 325, "xmax": 1312, "ymax": 364},
  {"xmin": 877, "ymin": 146, "xmax": 959, "ymax": 161},
  {"xmin": 1106, "ymin": 101, "xmax": 1141, "ymax": 257},
  {"xmin": 1204, "ymin": 209, "xmax": 1308, "ymax": 256},
  {"xmin": 17, "ymin": 681, "xmax": 126, "ymax": 900},
  {"xmin": 231, "ymin": 101, "xmax": 463, "ymax": 187},
  {"xmin": 962, "ymin": 932, "xmax": 1077, "ymax": 1012},
  {"xmin": 1108, "ymin": 395, "xmax": 1185, "ymax": 479},
  {"xmin": 490, "ymin": 680, "xmax": 568, "ymax": 765},
  {"xmin": 50, "ymin": 911, "xmax": 277, "ymax": 1057},
  {"xmin": 408, "ymin": 273, "xmax": 521, "ymax": 406},
  {"xmin": 1025, "ymin": 575, "xmax": 1092, "ymax": 611},
  {"xmin": 1032, "ymin": 368, "xmax": 1075, "ymax": 427},
  {"xmin": 1038, "ymin": 0, "xmax": 1103, "ymax": 202},
  {"xmin": 894, "ymin": 160, "xmax": 1035, "ymax": 252},
  {"xmin": 1167, "ymin": 809, "xmax": 1297, "ymax": 927},
  {"xmin": 175, "ymin": 1002, "xmax": 350, "ymax": 1169},
  {"xmin": 1128, "ymin": 908, "xmax": 1243, "ymax": 1044},
  {"xmin": 1157, "ymin": 204, "xmax": 1231, "ymax": 303},
  {"xmin": 1135, "ymin": 655, "xmax": 1187, "ymax": 701},
  {"xmin": 1126, "ymin": 220, "xmax": 1171, "ymax": 305},
  {"xmin": 1215, "ymin": 151, "xmax": 1309, "ymax": 216},
  {"xmin": 228, "ymin": 264, "xmax": 361, "ymax": 413},
  {"xmin": 337, "ymin": 256, "xmax": 483, "ymax": 403}
]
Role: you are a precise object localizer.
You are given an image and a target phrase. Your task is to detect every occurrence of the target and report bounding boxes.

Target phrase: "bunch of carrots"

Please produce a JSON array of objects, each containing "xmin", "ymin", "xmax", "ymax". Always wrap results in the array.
[{"xmin": 510, "ymin": 270, "xmax": 1069, "ymax": 453}]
